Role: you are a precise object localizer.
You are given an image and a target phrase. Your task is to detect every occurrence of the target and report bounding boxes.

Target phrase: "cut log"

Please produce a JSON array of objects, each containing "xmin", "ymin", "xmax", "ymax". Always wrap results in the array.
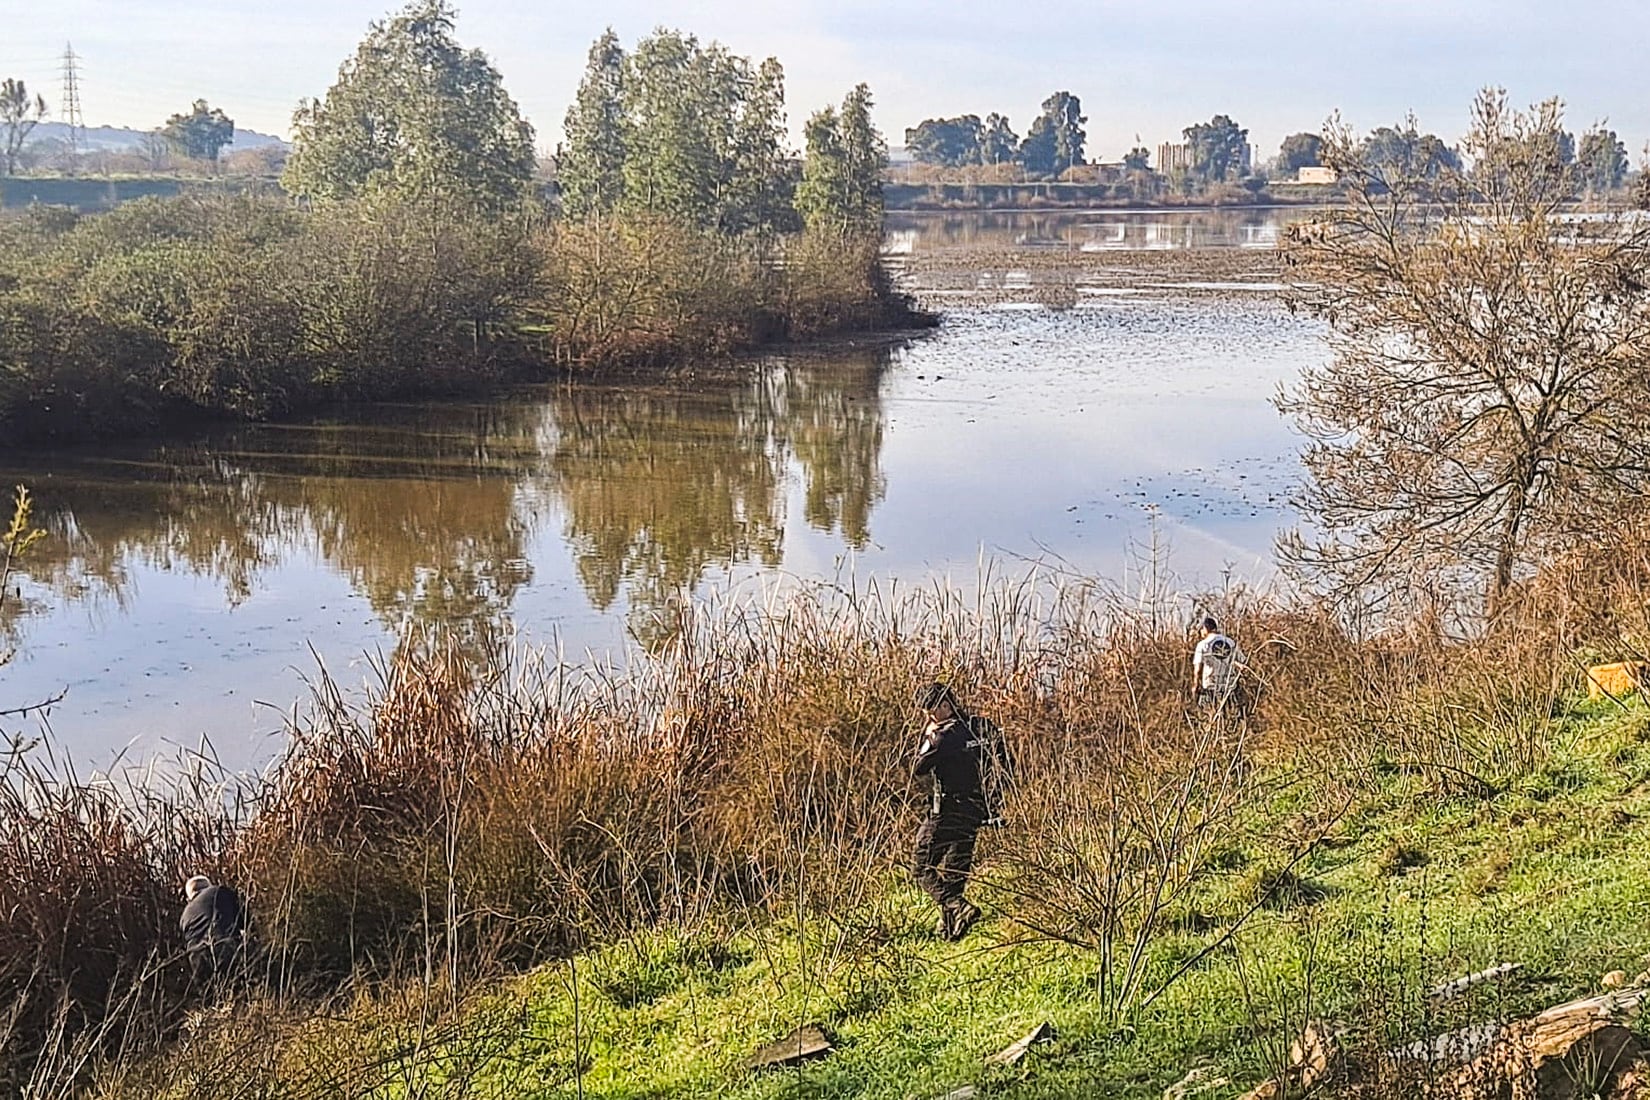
[
  {"xmin": 1534, "ymin": 986, "xmax": 1648, "ymax": 1024},
  {"xmin": 747, "ymin": 1022, "xmax": 833, "ymax": 1070},
  {"xmin": 984, "ymin": 1021, "xmax": 1055, "ymax": 1067},
  {"xmin": 1389, "ymin": 1021, "xmax": 1509, "ymax": 1065},
  {"xmin": 1163, "ymin": 1065, "xmax": 1230, "ymax": 1099},
  {"xmin": 1239, "ymin": 988, "xmax": 1649, "ymax": 1099},
  {"xmin": 1429, "ymin": 962, "xmax": 1523, "ymax": 1001},
  {"xmin": 1434, "ymin": 987, "xmax": 1646, "ymax": 1099}
]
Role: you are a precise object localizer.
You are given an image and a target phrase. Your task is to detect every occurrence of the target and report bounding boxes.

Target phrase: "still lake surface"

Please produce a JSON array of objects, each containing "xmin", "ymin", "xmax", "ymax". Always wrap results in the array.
[{"xmin": 0, "ymin": 208, "xmax": 1327, "ymax": 769}]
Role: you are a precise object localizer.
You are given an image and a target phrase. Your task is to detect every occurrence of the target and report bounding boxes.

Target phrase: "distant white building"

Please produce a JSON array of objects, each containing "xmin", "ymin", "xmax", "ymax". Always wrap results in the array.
[
  {"xmin": 1296, "ymin": 166, "xmax": 1337, "ymax": 185},
  {"xmin": 1157, "ymin": 142, "xmax": 1193, "ymax": 174}
]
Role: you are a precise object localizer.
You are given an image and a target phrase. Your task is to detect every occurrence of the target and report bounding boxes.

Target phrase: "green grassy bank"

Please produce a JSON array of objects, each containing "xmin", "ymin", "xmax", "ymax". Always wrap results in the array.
[{"xmin": 91, "ymin": 691, "xmax": 1650, "ymax": 1099}]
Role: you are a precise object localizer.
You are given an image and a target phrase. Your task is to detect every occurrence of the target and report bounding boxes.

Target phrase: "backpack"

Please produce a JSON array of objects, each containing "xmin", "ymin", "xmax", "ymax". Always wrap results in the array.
[{"xmin": 970, "ymin": 717, "xmax": 1015, "ymax": 822}]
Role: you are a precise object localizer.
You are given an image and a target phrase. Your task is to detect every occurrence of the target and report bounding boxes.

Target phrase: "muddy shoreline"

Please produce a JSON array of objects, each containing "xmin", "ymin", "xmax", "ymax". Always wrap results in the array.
[{"xmin": 895, "ymin": 245, "xmax": 1287, "ymax": 310}]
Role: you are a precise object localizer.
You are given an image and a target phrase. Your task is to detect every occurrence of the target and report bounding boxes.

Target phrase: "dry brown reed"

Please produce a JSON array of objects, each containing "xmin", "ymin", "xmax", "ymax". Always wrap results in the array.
[{"xmin": 5, "ymin": 549, "xmax": 1638, "ymax": 1094}]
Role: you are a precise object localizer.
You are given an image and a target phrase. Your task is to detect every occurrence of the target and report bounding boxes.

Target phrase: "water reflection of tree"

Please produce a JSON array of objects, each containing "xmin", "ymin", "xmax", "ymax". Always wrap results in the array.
[
  {"xmin": 783, "ymin": 353, "xmax": 887, "ymax": 548},
  {"xmin": 548, "ymin": 379, "xmax": 788, "ymax": 615},
  {"xmin": 548, "ymin": 345, "xmax": 892, "ymax": 630},
  {"xmin": 0, "ymin": 403, "xmax": 548, "ymax": 653},
  {"xmin": 286, "ymin": 419, "xmax": 540, "ymax": 653},
  {"xmin": 0, "ymin": 454, "xmax": 287, "ymax": 641},
  {"xmin": 886, "ymin": 209, "xmax": 1296, "ymax": 251},
  {"xmin": 0, "ymin": 349, "xmax": 892, "ymax": 652}
]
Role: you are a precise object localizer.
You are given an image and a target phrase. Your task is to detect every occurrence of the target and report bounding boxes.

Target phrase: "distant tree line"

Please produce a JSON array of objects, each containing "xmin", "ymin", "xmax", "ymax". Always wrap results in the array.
[
  {"xmin": 0, "ymin": 77, "xmax": 245, "ymax": 177},
  {"xmin": 904, "ymin": 92, "xmax": 1087, "ymax": 175},
  {"xmin": 902, "ymin": 93, "xmax": 1636, "ymax": 200}
]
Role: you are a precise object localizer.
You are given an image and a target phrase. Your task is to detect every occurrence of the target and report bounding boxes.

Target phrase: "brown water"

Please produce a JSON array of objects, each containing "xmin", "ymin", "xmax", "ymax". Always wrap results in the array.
[{"xmin": 0, "ymin": 211, "xmax": 1327, "ymax": 769}]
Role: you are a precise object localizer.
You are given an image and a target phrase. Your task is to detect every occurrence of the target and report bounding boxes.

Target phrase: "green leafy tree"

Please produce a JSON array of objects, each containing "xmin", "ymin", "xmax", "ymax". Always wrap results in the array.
[
  {"xmin": 795, "ymin": 84, "xmax": 885, "ymax": 235},
  {"xmin": 1183, "ymin": 114, "xmax": 1247, "ymax": 182},
  {"xmin": 1122, "ymin": 143, "xmax": 1150, "ymax": 171},
  {"xmin": 838, "ymin": 84, "xmax": 886, "ymax": 230},
  {"xmin": 1278, "ymin": 132, "xmax": 1322, "ymax": 173},
  {"xmin": 728, "ymin": 57, "xmax": 792, "ymax": 234},
  {"xmin": 618, "ymin": 29, "xmax": 789, "ymax": 234},
  {"xmin": 559, "ymin": 29, "xmax": 627, "ymax": 219},
  {"xmin": 1576, "ymin": 127, "xmax": 1626, "ymax": 193},
  {"xmin": 905, "ymin": 116, "xmax": 983, "ymax": 167},
  {"xmin": 282, "ymin": 0, "xmax": 536, "ymax": 212},
  {"xmin": 1360, "ymin": 119, "xmax": 1460, "ymax": 182},
  {"xmin": 980, "ymin": 113, "xmax": 1018, "ymax": 165},
  {"xmin": 1414, "ymin": 133, "xmax": 1461, "ymax": 176},
  {"xmin": 1, "ymin": 79, "xmax": 47, "ymax": 177},
  {"xmin": 1020, "ymin": 92, "xmax": 1085, "ymax": 175},
  {"xmin": 162, "ymin": 100, "xmax": 235, "ymax": 162},
  {"xmin": 796, "ymin": 106, "xmax": 846, "ymax": 232}
]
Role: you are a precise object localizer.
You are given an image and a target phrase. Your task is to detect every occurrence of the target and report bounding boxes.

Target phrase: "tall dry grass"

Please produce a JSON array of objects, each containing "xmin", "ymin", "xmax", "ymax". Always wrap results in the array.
[{"xmin": 5, "ymin": 542, "xmax": 1645, "ymax": 1094}]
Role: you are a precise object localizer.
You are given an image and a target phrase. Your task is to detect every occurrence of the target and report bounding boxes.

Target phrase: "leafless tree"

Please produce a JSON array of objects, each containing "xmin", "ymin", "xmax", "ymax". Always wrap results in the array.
[
  {"xmin": 1279, "ymin": 89, "xmax": 1650, "ymax": 619},
  {"xmin": 138, "ymin": 129, "xmax": 172, "ymax": 173},
  {"xmin": 1, "ymin": 79, "xmax": 48, "ymax": 177}
]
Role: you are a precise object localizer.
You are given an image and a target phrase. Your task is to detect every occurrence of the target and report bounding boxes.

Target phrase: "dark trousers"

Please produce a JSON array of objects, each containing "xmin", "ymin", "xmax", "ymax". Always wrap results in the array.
[
  {"xmin": 913, "ymin": 811, "xmax": 981, "ymax": 908},
  {"xmin": 187, "ymin": 938, "xmax": 241, "ymax": 985}
]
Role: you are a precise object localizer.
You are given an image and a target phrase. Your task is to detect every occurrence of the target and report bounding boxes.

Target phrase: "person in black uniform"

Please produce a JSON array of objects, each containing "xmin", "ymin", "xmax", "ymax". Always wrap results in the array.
[
  {"xmin": 911, "ymin": 682, "xmax": 1012, "ymax": 941},
  {"xmin": 180, "ymin": 874, "xmax": 247, "ymax": 983}
]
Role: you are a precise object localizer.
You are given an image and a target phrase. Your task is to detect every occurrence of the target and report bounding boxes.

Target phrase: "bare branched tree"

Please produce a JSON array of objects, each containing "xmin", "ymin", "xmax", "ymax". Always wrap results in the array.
[
  {"xmin": 1, "ymin": 80, "xmax": 48, "ymax": 177},
  {"xmin": 1279, "ymin": 89, "xmax": 1650, "ymax": 619}
]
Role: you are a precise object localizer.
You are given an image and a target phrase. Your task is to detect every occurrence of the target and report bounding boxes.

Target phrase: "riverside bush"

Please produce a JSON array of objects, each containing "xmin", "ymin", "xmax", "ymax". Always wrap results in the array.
[{"xmin": 0, "ymin": 194, "xmax": 919, "ymax": 445}]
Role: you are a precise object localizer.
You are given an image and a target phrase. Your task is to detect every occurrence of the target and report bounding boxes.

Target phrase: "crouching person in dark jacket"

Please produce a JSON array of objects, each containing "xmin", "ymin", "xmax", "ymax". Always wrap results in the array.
[
  {"xmin": 911, "ymin": 682, "xmax": 1013, "ymax": 941},
  {"xmin": 180, "ymin": 874, "xmax": 248, "ymax": 985}
]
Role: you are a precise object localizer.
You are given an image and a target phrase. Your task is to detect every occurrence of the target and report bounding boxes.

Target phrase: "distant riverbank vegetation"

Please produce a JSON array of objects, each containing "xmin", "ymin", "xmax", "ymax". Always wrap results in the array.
[
  {"xmin": 889, "ymin": 91, "xmax": 1637, "ymax": 210},
  {"xmin": 0, "ymin": 3, "xmax": 923, "ymax": 446}
]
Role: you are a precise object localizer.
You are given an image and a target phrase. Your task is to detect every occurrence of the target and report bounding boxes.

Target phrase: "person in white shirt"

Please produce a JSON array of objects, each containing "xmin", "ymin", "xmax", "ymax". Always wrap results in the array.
[{"xmin": 1191, "ymin": 616, "xmax": 1248, "ymax": 711}]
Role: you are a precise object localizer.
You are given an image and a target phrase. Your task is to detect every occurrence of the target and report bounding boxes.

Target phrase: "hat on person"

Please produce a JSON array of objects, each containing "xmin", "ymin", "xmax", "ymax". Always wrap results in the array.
[
  {"xmin": 914, "ymin": 682, "xmax": 956, "ymax": 710},
  {"xmin": 184, "ymin": 875, "xmax": 212, "ymax": 901}
]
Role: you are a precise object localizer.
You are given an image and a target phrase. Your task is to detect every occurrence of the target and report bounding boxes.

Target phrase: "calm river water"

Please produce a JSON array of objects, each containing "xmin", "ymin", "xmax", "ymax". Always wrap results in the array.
[{"xmin": 0, "ymin": 208, "xmax": 1326, "ymax": 768}]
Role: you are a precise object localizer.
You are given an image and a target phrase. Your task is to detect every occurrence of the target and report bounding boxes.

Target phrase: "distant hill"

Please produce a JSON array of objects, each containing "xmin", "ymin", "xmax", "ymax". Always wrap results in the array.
[{"xmin": 27, "ymin": 122, "xmax": 288, "ymax": 153}]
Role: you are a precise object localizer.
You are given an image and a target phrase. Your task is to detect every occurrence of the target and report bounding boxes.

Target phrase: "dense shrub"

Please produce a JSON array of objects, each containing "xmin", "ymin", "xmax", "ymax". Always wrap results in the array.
[{"xmin": 0, "ymin": 195, "xmax": 919, "ymax": 445}]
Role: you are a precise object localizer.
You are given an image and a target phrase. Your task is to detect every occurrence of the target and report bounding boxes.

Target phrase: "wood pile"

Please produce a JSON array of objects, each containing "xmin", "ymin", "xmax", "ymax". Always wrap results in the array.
[{"xmin": 1235, "ymin": 981, "xmax": 1648, "ymax": 1099}]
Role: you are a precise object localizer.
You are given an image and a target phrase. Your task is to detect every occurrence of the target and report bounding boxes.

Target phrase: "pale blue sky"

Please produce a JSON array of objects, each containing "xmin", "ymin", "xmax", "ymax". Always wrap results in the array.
[{"xmin": 3, "ymin": 0, "xmax": 1646, "ymax": 162}]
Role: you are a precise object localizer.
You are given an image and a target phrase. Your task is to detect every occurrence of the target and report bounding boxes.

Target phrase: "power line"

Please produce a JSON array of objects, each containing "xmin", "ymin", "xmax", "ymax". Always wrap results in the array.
[{"xmin": 60, "ymin": 42, "xmax": 85, "ymax": 154}]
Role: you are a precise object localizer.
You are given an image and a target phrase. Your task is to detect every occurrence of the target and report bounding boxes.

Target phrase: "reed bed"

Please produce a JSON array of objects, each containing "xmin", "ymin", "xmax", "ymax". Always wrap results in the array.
[{"xmin": 3, "ymin": 552, "xmax": 1641, "ymax": 1095}]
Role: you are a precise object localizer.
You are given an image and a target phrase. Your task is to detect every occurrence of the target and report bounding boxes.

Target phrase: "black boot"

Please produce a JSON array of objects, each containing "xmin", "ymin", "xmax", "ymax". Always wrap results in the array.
[{"xmin": 946, "ymin": 900, "xmax": 981, "ymax": 941}]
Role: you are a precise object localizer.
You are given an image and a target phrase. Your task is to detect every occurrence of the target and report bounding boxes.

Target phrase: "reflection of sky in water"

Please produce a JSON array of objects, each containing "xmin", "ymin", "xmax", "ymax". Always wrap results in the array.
[
  {"xmin": 0, "ymin": 293, "xmax": 1324, "ymax": 769},
  {"xmin": 887, "ymin": 206, "xmax": 1320, "ymax": 252}
]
